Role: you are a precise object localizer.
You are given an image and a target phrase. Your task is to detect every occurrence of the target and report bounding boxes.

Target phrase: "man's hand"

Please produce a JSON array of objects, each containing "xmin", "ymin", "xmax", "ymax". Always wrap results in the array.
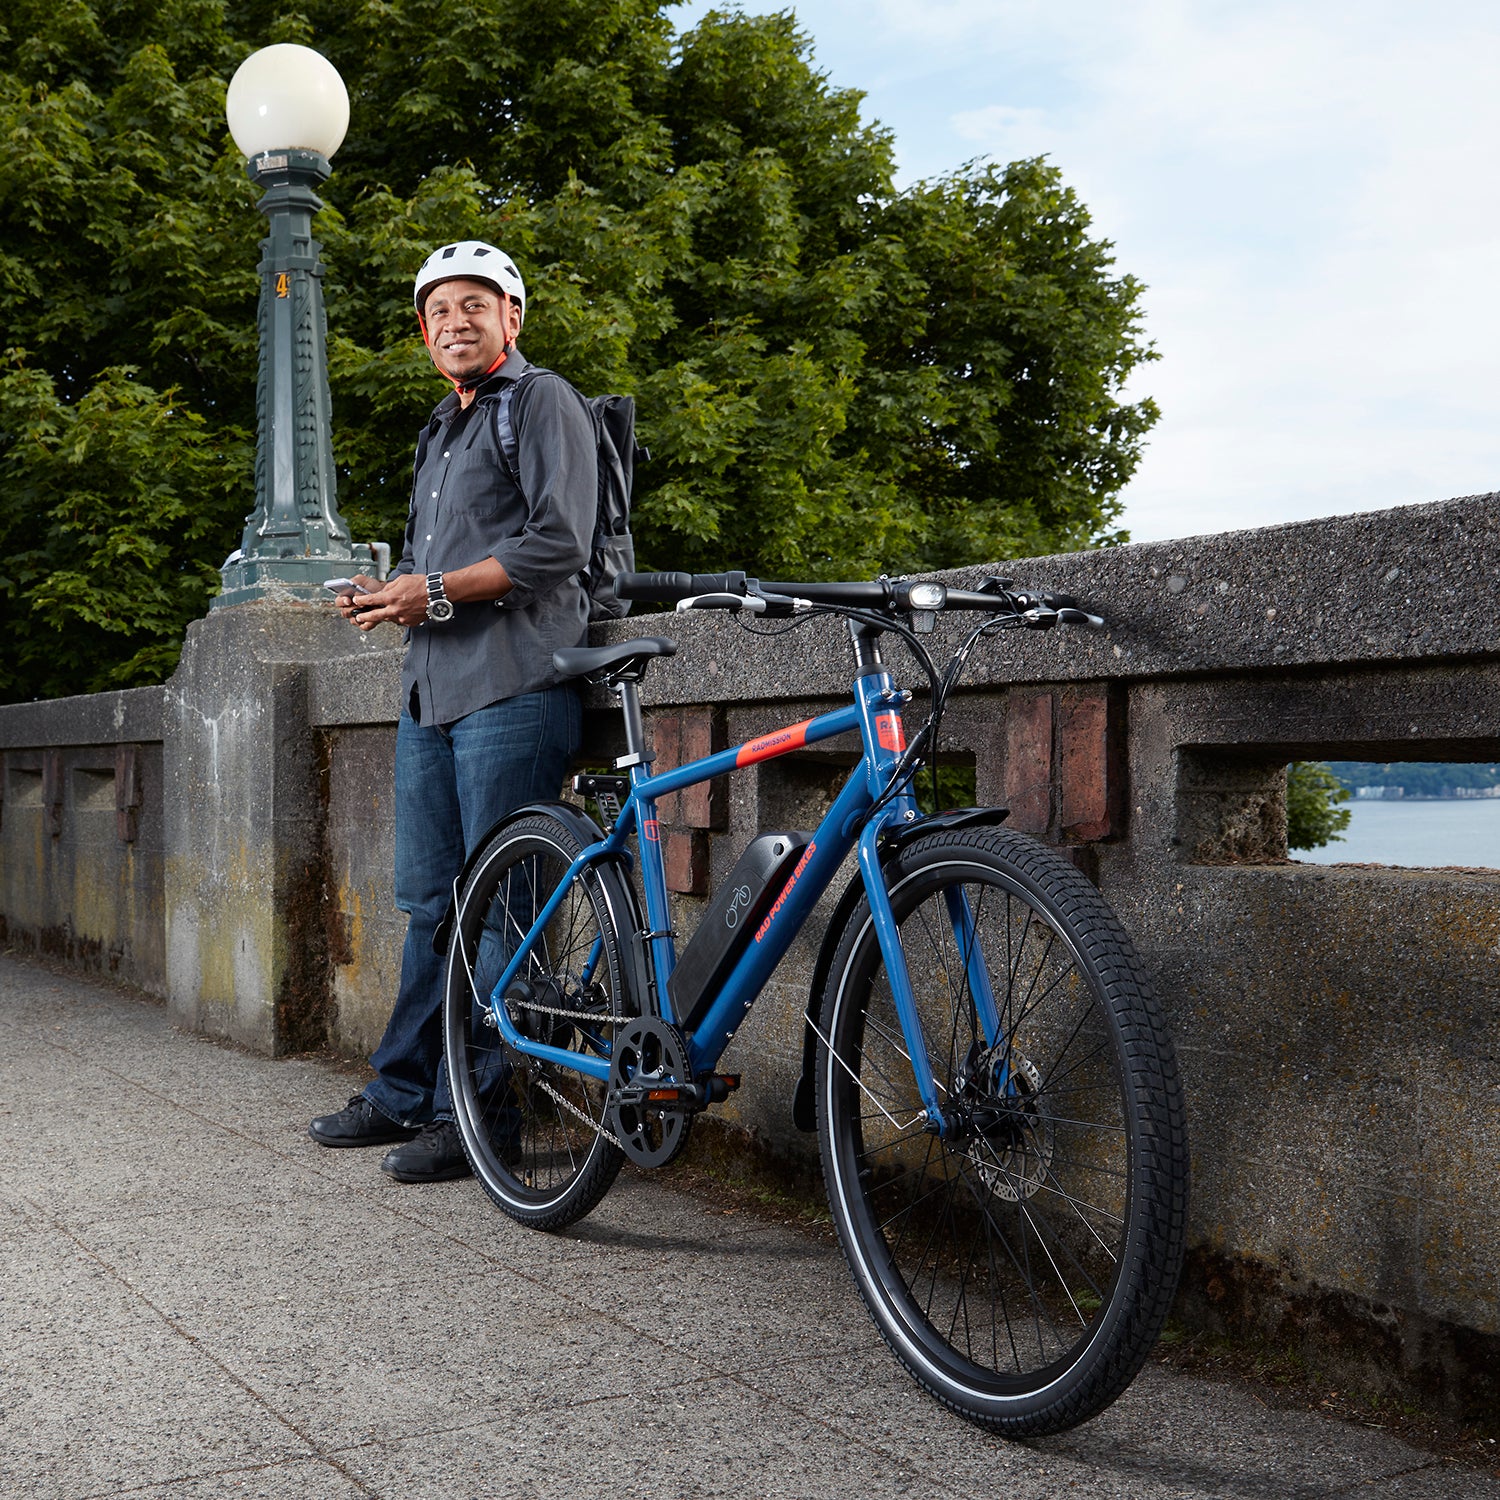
[
  {"xmin": 339, "ymin": 573, "xmax": 430, "ymax": 630},
  {"xmin": 336, "ymin": 559, "xmax": 511, "ymax": 630}
]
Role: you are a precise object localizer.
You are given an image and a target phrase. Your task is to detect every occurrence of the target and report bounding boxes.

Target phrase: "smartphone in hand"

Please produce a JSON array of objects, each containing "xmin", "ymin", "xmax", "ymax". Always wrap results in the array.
[{"xmin": 323, "ymin": 578, "xmax": 370, "ymax": 597}]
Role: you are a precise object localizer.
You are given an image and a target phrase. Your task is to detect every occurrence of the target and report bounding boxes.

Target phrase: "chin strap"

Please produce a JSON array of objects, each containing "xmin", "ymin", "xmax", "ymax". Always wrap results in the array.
[{"xmin": 452, "ymin": 349, "xmax": 510, "ymax": 394}]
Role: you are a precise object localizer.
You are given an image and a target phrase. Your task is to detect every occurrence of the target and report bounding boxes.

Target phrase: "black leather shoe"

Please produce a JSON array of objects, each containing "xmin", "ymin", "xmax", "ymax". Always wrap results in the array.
[
  {"xmin": 309, "ymin": 1095, "xmax": 419, "ymax": 1149},
  {"xmin": 380, "ymin": 1120, "xmax": 473, "ymax": 1183}
]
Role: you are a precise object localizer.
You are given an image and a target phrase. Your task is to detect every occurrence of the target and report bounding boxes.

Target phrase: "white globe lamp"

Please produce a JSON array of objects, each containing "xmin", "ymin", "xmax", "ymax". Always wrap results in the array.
[{"xmin": 225, "ymin": 43, "xmax": 349, "ymax": 160}]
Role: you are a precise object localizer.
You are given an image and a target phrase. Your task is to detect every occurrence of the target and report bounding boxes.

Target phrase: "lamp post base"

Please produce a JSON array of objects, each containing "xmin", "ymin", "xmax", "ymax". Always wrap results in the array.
[{"xmin": 214, "ymin": 542, "xmax": 382, "ymax": 609}]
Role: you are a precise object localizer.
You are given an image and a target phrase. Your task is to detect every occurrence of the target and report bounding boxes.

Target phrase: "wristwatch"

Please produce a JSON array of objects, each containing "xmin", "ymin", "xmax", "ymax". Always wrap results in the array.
[{"xmin": 424, "ymin": 571, "xmax": 454, "ymax": 623}]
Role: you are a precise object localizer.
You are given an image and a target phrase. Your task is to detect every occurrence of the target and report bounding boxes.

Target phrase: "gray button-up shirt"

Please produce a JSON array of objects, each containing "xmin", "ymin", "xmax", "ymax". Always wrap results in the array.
[{"xmin": 395, "ymin": 352, "xmax": 595, "ymax": 727}]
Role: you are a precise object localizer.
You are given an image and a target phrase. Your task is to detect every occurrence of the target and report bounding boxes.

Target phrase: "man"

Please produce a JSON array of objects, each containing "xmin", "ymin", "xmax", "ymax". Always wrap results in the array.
[{"xmin": 308, "ymin": 240, "xmax": 596, "ymax": 1182}]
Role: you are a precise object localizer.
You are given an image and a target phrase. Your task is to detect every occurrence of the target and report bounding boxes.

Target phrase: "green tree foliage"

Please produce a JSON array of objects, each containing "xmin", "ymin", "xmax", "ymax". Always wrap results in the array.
[
  {"xmin": 1286, "ymin": 762, "xmax": 1352, "ymax": 851},
  {"xmin": 0, "ymin": 0, "xmax": 1158, "ymax": 701}
]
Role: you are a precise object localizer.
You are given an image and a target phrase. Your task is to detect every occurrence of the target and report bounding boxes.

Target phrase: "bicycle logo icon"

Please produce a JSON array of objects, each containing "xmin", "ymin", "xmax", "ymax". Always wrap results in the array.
[{"xmin": 725, "ymin": 884, "xmax": 753, "ymax": 928}]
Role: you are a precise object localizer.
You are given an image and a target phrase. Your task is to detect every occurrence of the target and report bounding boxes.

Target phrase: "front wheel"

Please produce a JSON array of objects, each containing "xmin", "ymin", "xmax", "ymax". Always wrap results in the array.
[
  {"xmin": 816, "ymin": 826, "xmax": 1188, "ymax": 1435},
  {"xmin": 444, "ymin": 810, "xmax": 638, "ymax": 1231}
]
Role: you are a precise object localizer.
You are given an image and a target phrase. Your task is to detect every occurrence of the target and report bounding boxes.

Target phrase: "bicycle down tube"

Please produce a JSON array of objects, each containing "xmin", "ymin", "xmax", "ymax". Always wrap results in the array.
[{"xmin": 474, "ymin": 664, "xmax": 954, "ymax": 1128}]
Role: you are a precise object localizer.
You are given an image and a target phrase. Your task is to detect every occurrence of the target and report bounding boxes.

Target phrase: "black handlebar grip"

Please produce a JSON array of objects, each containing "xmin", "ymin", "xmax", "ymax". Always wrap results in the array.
[
  {"xmin": 613, "ymin": 571, "xmax": 695, "ymax": 600},
  {"xmin": 614, "ymin": 571, "xmax": 747, "ymax": 601}
]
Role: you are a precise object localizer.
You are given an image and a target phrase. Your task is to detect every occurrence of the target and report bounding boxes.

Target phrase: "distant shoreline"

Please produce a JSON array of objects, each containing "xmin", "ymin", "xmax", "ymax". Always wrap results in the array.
[
  {"xmin": 1346, "ymin": 793, "xmax": 1500, "ymax": 802},
  {"xmin": 1324, "ymin": 760, "xmax": 1500, "ymax": 802}
]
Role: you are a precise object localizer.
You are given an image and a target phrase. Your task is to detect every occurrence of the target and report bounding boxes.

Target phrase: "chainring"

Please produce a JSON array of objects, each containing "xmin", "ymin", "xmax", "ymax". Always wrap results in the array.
[{"xmin": 606, "ymin": 1015, "xmax": 695, "ymax": 1168}]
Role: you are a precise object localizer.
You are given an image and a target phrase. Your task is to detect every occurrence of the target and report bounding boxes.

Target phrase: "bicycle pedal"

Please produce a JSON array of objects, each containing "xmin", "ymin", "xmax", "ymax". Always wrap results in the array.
[{"xmin": 705, "ymin": 1073, "xmax": 741, "ymax": 1103}]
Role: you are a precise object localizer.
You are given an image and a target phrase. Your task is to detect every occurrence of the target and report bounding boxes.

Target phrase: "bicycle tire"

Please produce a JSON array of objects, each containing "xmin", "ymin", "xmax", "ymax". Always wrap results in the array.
[
  {"xmin": 816, "ymin": 824, "xmax": 1188, "ymax": 1435},
  {"xmin": 444, "ymin": 810, "xmax": 637, "ymax": 1231}
]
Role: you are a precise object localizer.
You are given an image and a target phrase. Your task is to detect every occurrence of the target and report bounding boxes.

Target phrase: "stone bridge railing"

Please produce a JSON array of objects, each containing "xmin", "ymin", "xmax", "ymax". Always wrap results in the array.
[{"xmin": 3, "ymin": 492, "xmax": 1497, "ymax": 1417}]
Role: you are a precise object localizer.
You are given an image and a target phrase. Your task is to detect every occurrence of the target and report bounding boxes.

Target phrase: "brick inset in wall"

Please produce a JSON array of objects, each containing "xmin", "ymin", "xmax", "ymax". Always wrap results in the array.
[
  {"xmin": 115, "ymin": 744, "xmax": 142, "ymax": 844},
  {"xmin": 652, "ymin": 707, "xmax": 725, "ymax": 893},
  {"xmin": 1060, "ymin": 688, "xmax": 1125, "ymax": 842},
  {"xmin": 1004, "ymin": 692, "xmax": 1054, "ymax": 833},
  {"xmin": 664, "ymin": 829, "xmax": 709, "ymax": 896}
]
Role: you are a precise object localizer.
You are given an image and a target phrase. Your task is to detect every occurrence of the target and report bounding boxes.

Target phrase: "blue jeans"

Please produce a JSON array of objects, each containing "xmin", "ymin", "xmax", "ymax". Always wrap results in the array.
[{"xmin": 364, "ymin": 685, "xmax": 581, "ymax": 1126}]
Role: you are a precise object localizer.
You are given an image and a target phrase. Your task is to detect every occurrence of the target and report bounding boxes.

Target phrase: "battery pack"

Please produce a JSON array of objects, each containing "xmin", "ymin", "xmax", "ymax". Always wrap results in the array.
[{"xmin": 668, "ymin": 831, "xmax": 813, "ymax": 1033}]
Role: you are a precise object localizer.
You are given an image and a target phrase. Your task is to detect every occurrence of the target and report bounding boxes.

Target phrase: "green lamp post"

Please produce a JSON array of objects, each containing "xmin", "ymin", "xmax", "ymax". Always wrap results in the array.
[{"xmin": 215, "ymin": 43, "xmax": 382, "ymax": 607}]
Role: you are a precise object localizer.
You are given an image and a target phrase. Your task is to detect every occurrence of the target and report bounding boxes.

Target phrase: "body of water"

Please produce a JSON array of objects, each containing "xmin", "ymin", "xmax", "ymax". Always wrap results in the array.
[{"xmin": 1295, "ymin": 797, "xmax": 1500, "ymax": 869}]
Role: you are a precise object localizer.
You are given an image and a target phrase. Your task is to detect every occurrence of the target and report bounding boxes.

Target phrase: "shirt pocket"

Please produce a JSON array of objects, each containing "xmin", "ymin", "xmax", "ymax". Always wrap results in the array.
[{"xmin": 442, "ymin": 451, "xmax": 511, "ymax": 516}]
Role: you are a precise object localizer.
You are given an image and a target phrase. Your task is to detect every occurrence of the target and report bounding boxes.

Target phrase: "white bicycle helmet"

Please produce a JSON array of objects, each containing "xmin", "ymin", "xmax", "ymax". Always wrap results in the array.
[{"xmin": 413, "ymin": 241, "xmax": 526, "ymax": 324}]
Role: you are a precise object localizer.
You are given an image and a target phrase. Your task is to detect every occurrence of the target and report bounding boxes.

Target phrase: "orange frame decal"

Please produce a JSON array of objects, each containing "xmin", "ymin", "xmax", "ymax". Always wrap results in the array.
[
  {"xmin": 735, "ymin": 719, "xmax": 814, "ymax": 768},
  {"xmin": 876, "ymin": 711, "xmax": 906, "ymax": 754}
]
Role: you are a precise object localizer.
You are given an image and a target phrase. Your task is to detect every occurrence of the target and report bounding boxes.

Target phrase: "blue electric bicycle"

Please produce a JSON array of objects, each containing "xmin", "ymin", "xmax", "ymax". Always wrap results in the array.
[{"xmin": 442, "ymin": 570, "xmax": 1189, "ymax": 1436}]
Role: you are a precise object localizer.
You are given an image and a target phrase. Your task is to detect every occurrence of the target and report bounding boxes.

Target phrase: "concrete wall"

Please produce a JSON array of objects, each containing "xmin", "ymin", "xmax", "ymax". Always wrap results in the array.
[
  {"xmin": 2, "ymin": 491, "xmax": 1497, "ymax": 1414},
  {"xmin": 0, "ymin": 688, "xmax": 167, "ymax": 994}
]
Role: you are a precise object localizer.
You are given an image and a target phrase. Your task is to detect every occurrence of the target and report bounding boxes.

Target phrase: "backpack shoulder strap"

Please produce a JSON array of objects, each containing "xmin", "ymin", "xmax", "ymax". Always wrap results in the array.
[
  {"xmin": 410, "ymin": 416, "xmax": 435, "ymax": 488},
  {"xmin": 491, "ymin": 367, "xmax": 554, "ymax": 489}
]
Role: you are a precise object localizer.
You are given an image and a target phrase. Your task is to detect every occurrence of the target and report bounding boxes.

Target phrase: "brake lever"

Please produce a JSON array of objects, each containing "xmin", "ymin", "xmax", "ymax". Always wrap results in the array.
[
  {"xmin": 753, "ymin": 591, "xmax": 813, "ymax": 616},
  {"xmin": 1057, "ymin": 606, "xmax": 1106, "ymax": 628},
  {"xmin": 677, "ymin": 593, "xmax": 766, "ymax": 614}
]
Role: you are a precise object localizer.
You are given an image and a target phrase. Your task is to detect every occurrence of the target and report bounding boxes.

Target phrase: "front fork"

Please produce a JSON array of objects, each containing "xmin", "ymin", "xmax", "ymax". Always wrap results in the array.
[{"xmin": 854, "ymin": 819, "xmax": 1004, "ymax": 1139}]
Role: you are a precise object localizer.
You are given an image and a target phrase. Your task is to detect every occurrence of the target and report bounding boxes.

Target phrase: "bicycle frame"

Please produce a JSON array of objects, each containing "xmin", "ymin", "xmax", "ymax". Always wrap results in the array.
[{"xmin": 475, "ymin": 658, "xmax": 1001, "ymax": 1135}]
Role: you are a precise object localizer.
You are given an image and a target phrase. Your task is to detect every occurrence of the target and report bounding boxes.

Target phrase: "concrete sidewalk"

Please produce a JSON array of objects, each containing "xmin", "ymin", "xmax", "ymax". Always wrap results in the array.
[{"xmin": 2, "ymin": 953, "xmax": 1495, "ymax": 1500}]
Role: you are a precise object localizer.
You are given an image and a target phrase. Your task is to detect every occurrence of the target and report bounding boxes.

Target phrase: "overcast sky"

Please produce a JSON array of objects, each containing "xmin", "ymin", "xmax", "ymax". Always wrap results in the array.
[{"xmin": 673, "ymin": 0, "xmax": 1500, "ymax": 545}]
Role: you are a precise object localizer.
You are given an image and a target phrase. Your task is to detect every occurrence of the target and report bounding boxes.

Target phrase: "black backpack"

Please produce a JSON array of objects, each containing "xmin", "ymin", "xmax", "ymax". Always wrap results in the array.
[{"xmin": 493, "ymin": 369, "xmax": 640, "ymax": 621}]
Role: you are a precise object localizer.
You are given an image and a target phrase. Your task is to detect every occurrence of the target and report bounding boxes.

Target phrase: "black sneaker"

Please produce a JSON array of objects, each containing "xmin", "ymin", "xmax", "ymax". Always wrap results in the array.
[
  {"xmin": 380, "ymin": 1120, "xmax": 473, "ymax": 1183},
  {"xmin": 309, "ymin": 1095, "xmax": 419, "ymax": 1149}
]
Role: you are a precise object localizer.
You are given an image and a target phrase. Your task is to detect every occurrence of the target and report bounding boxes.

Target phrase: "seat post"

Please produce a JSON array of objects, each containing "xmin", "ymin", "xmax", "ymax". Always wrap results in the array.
[{"xmin": 613, "ymin": 678, "xmax": 654, "ymax": 769}]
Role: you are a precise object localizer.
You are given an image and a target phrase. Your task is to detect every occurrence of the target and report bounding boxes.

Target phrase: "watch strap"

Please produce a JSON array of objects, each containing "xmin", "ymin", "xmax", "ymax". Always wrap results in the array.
[{"xmin": 425, "ymin": 571, "xmax": 454, "ymax": 622}]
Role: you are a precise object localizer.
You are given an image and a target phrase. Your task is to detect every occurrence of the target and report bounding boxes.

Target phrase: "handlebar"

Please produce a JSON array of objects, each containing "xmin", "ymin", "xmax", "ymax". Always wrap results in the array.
[
  {"xmin": 612, "ymin": 571, "xmax": 1103, "ymax": 627},
  {"xmin": 614, "ymin": 571, "xmax": 929, "ymax": 607},
  {"xmin": 614, "ymin": 571, "xmax": 746, "ymax": 601}
]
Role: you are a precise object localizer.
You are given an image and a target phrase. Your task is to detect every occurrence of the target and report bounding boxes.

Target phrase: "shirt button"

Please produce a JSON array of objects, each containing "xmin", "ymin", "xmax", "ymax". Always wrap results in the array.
[
  {"xmin": 425, "ymin": 533, "xmax": 432, "ymax": 541},
  {"xmin": 442, "ymin": 451, "xmax": 450, "ymax": 458},
  {"xmin": 431, "ymin": 490, "xmax": 438, "ymax": 498}
]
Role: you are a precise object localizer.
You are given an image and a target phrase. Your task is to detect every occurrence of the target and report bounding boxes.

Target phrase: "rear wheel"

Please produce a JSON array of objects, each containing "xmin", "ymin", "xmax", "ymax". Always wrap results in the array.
[
  {"xmin": 816, "ymin": 826, "xmax": 1188, "ymax": 1435},
  {"xmin": 444, "ymin": 811, "xmax": 636, "ymax": 1231}
]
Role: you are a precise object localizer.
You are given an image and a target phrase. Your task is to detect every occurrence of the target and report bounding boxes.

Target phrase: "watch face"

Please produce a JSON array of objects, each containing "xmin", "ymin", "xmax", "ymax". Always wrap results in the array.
[{"xmin": 427, "ymin": 597, "xmax": 455, "ymax": 622}]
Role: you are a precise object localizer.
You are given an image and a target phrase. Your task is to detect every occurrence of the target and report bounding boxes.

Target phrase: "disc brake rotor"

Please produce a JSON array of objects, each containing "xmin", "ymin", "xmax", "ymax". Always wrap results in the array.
[{"xmin": 968, "ymin": 1053, "xmax": 1056, "ymax": 1202}]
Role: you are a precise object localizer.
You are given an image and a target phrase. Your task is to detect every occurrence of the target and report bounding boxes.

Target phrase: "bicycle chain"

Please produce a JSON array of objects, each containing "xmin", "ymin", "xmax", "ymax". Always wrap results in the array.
[
  {"xmin": 500, "ymin": 995, "xmax": 628, "ymax": 1024},
  {"xmin": 532, "ymin": 1072, "xmax": 625, "ymax": 1151},
  {"xmin": 500, "ymin": 997, "xmax": 632, "ymax": 1152}
]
